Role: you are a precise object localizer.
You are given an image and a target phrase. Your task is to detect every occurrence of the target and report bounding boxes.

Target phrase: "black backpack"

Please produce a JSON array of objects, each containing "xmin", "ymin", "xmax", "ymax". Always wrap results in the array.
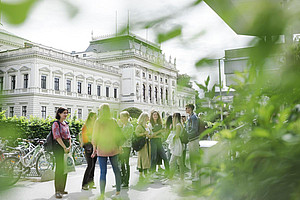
[{"xmin": 44, "ymin": 121, "xmax": 60, "ymax": 152}]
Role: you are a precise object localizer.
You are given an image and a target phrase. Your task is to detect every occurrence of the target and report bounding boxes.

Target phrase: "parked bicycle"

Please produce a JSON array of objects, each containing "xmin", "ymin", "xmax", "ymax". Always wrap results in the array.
[
  {"xmin": 0, "ymin": 139, "xmax": 55, "ymax": 186},
  {"xmin": 71, "ymin": 135, "xmax": 85, "ymax": 165}
]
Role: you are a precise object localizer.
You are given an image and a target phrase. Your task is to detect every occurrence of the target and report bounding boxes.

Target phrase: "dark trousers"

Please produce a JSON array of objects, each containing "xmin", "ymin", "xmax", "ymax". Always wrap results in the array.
[
  {"xmin": 120, "ymin": 147, "xmax": 131, "ymax": 186},
  {"xmin": 150, "ymin": 138, "xmax": 169, "ymax": 171},
  {"xmin": 53, "ymin": 140, "xmax": 69, "ymax": 193},
  {"xmin": 98, "ymin": 155, "xmax": 121, "ymax": 194},
  {"xmin": 82, "ymin": 146, "xmax": 97, "ymax": 187},
  {"xmin": 182, "ymin": 143, "xmax": 187, "ymax": 167}
]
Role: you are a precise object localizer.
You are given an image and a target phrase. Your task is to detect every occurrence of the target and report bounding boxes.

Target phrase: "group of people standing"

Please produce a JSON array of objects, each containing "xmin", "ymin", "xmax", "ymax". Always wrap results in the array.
[{"xmin": 51, "ymin": 103, "xmax": 202, "ymax": 199}]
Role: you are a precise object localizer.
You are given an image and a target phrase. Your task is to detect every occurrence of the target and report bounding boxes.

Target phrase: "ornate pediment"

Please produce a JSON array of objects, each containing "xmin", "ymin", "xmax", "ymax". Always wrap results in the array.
[
  {"xmin": 86, "ymin": 76, "xmax": 94, "ymax": 81},
  {"xmin": 19, "ymin": 66, "xmax": 31, "ymax": 71},
  {"xmin": 96, "ymin": 78, "xmax": 103, "ymax": 83},
  {"xmin": 65, "ymin": 72, "xmax": 74, "ymax": 77},
  {"xmin": 7, "ymin": 67, "xmax": 17, "ymax": 73},
  {"xmin": 39, "ymin": 67, "xmax": 50, "ymax": 72},
  {"xmin": 113, "ymin": 82, "xmax": 119, "ymax": 87},
  {"xmin": 104, "ymin": 80, "xmax": 111, "ymax": 85},
  {"xmin": 76, "ymin": 74, "xmax": 85, "ymax": 79},
  {"xmin": 53, "ymin": 69, "xmax": 63, "ymax": 74}
]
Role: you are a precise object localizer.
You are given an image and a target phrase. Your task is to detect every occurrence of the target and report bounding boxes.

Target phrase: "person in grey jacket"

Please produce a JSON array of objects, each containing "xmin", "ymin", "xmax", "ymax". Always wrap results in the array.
[{"xmin": 185, "ymin": 104, "xmax": 200, "ymax": 181}]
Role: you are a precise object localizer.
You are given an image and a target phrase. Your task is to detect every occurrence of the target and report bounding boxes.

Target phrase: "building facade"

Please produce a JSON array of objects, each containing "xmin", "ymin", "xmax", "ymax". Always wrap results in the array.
[{"xmin": 0, "ymin": 29, "xmax": 195, "ymax": 119}]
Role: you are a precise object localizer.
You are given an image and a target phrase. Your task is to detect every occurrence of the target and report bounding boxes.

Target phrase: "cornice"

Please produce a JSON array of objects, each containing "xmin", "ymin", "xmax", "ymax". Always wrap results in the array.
[{"xmin": 0, "ymin": 52, "xmax": 122, "ymax": 77}]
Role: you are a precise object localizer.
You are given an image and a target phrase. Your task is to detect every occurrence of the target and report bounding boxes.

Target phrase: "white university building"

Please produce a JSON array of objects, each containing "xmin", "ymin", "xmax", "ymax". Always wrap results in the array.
[{"xmin": 0, "ymin": 28, "xmax": 195, "ymax": 119}]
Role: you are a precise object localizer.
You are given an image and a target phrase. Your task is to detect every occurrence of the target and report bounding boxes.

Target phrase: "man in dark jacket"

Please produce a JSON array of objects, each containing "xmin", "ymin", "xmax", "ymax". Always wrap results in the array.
[{"xmin": 185, "ymin": 104, "xmax": 200, "ymax": 181}]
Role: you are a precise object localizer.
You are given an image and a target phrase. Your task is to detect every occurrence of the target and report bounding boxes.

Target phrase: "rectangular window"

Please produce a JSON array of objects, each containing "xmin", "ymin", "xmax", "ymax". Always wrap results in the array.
[
  {"xmin": 142, "ymin": 72, "xmax": 146, "ymax": 78},
  {"xmin": 54, "ymin": 77, "xmax": 59, "ymax": 91},
  {"xmin": 0, "ymin": 77, "xmax": 3, "ymax": 91},
  {"xmin": 67, "ymin": 108, "xmax": 71, "ymax": 117},
  {"xmin": 78, "ymin": 108, "xmax": 82, "ymax": 119},
  {"xmin": 54, "ymin": 107, "xmax": 59, "ymax": 114},
  {"xmin": 165, "ymin": 79, "xmax": 168, "ymax": 84},
  {"xmin": 149, "ymin": 74, "xmax": 151, "ymax": 79},
  {"xmin": 9, "ymin": 107, "xmax": 14, "ymax": 117},
  {"xmin": 41, "ymin": 106, "xmax": 46, "ymax": 119},
  {"xmin": 155, "ymin": 76, "xmax": 157, "ymax": 81},
  {"xmin": 114, "ymin": 88, "xmax": 117, "ymax": 98},
  {"xmin": 23, "ymin": 74, "xmax": 28, "ymax": 89},
  {"xmin": 97, "ymin": 85, "xmax": 101, "ymax": 96},
  {"xmin": 87, "ymin": 83, "xmax": 92, "ymax": 95},
  {"xmin": 11, "ymin": 75, "xmax": 16, "ymax": 90},
  {"xmin": 106, "ymin": 87, "xmax": 109, "ymax": 97},
  {"xmin": 41, "ymin": 75, "xmax": 46, "ymax": 89},
  {"xmin": 77, "ymin": 82, "xmax": 82, "ymax": 94},
  {"xmin": 160, "ymin": 77, "xmax": 163, "ymax": 82},
  {"xmin": 22, "ymin": 106, "xmax": 27, "ymax": 117},
  {"xmin": 66, "ymin": 79, "xmax": 71, "ymax": 92}
]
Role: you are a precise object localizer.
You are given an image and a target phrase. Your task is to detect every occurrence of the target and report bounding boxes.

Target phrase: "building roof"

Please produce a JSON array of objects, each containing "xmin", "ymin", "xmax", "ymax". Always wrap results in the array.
[{"xmin": 86, "ymin": 32, "xmax": 161, "ymax": 53}]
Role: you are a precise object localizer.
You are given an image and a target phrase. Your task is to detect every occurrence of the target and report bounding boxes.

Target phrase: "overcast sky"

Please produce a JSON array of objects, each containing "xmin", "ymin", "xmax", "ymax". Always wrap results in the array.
[{"xmin": 3, "ymin": 0, "xmax": 254, "ymax": 90}]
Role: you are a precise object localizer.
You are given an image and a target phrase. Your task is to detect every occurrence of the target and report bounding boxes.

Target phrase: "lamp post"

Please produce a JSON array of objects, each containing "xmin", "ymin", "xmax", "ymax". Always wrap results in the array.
[{"xmin": 217, "ymin": 57, "xmax": 225, "ymax": 121}]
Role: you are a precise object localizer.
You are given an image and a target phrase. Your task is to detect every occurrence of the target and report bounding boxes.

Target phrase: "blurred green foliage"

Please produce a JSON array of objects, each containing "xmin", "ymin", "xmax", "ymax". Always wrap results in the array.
[
  {"xmin": 0, "ymin": 111, "xmax": 84, "ymax": 145},
  {"xmin": 0, "ymin": 0, "xmax": 78, "ymax": 25},
  {"xmin": 139, "ymin": 0, "xmax": 300, "ymax": 199}
]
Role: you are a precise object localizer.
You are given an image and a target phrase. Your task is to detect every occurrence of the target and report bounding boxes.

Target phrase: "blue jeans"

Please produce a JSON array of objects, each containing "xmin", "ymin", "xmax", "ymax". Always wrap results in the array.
[{"xmin": 98, "ymin": 155, "xmax": 121, "ymax": 194}]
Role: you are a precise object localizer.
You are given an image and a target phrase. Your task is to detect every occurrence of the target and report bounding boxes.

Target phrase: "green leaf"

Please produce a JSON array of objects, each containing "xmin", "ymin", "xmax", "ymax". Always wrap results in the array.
[
  {"xmin": 195, "ymin": 58, "xmax": 215, "ymax": 67},
  {"xmin": 157, "ymin": 26, "xmax": 182, "ymax": 43}
]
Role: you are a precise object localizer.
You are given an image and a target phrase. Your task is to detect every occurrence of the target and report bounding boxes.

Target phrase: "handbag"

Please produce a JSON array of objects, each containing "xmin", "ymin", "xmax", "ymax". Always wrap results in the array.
[
  {"xmin": 132, "ymin": 136, "xmax": 146, "ymax": 151},
  {"xmin": 63, "ymin": 153, "xmax": 75, "ymax": 174},
  {"xmin": 83, "ymin": 143, "xmax": 93, "ymax": 154}
]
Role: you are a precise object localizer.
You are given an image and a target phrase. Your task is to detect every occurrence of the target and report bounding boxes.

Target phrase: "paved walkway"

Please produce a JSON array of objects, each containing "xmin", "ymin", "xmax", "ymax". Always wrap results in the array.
[{"xmin": 0, "ymin": 156, "xmax": 203, "ymax": 200}]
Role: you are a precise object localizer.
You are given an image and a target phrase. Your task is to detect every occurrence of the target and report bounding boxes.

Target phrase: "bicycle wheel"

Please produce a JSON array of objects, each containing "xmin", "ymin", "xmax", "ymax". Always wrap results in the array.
[
  {"xmin": 36, "ymin": 152, "xmax": 55, "ymax": 176},
  {"xmin": 73, "ymin": 146, "xmax": 84, "ymax": 165},
  {"xmin": 0, "ymin": 157, "xmax": 22, "ymax": 186}
]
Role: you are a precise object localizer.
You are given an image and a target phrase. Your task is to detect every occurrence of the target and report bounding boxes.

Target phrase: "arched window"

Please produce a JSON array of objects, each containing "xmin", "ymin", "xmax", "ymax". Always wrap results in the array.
[
  {"xmin": 155, "ymin": 87, "xmax": 158, "ymax": 103},
  {"xmin": 149, "ymin": 85, "xmax": 152, "ymax": 102},
  {"xmin": 166, "ymin": 89, "xmax": 168, "ymax": 102},
  {"xmin": 143, "ymin": 84, "xmax": 146, "ymax": 101},
  {"xmin": 172, "ymin": 91, "xmax": 175, "ymax": 105},
  {"xmin": 160, "ymin": 88, "xmax": 163, "ymax": 104},
  {"xmin": 136, "ymin": 83, "xmax": 139, "ymax": 100}
]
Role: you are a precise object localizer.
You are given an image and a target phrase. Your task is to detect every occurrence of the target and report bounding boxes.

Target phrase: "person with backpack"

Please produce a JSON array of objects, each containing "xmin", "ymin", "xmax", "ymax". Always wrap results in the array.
[
  {"xmin": 52, "ymin": 107, "xmax": 71, "ymax": 199},
  {"xmin": 91, "ymin": 104, "xmax": 122, "ymax": 200},
  {"xmin": 185, "ymin": 104, "xmax": 200, "ymax": 181},
  {"xmin": 119, "ymin": 111, "xmax": 134, "ymax": 188},
  {"xmin": 81, "ymin": 112, "xmax": 97, "ymax": 190}
]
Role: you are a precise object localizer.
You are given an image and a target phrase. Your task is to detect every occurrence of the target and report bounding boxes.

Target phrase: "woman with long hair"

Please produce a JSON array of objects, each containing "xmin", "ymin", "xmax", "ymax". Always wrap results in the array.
[
  {"xmin": 135, "ymin": 112, "xmax": 151, "ymax": 180},
  {"xmin": 167, "ymin": 113, "xmax": 184, "ymax": 180},
  {"xmin": 52, "ymin": 107, "xmax": 71, "ymax": 199},
  {"xmin": 149, "ymin": 110, "xmax": 169, "ymax": 175},
  {"xmin": 81, "ymin": 112, "xmax": 97, "ymax": 190},
  {"xmin": 92, "ymin": 104, "xmax": 122, "ymax": 199},
  {"xmin": 119, "ymin": 111, "xmax": 134, "ymax": 188}
]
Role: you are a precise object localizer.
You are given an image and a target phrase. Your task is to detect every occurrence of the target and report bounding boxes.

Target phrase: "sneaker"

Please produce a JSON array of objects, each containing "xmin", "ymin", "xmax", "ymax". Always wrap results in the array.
[
  {"xmin": 61, "ymin": 191, "xmax": 68, "ymax": 194},
  {"xmin": 82, "ymin": 185, "xmax": 89, "ymax": 190},
  {"xmin": 55, "ymin": 192, "xmax": 62, "ymax": 199},
  {"xmin": 121, "ymin": 184, "xmax": 129, "ymax": 188},
  {"xmin": 111, "ymin": 192, "xmax": 120, "ymax": 199}
]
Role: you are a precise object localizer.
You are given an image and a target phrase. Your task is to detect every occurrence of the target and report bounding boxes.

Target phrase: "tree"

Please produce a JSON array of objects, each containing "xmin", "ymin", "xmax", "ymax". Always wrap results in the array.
[{"xmin": 122, "ymin": 107, "xmax": 142, "ymax": 119}]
